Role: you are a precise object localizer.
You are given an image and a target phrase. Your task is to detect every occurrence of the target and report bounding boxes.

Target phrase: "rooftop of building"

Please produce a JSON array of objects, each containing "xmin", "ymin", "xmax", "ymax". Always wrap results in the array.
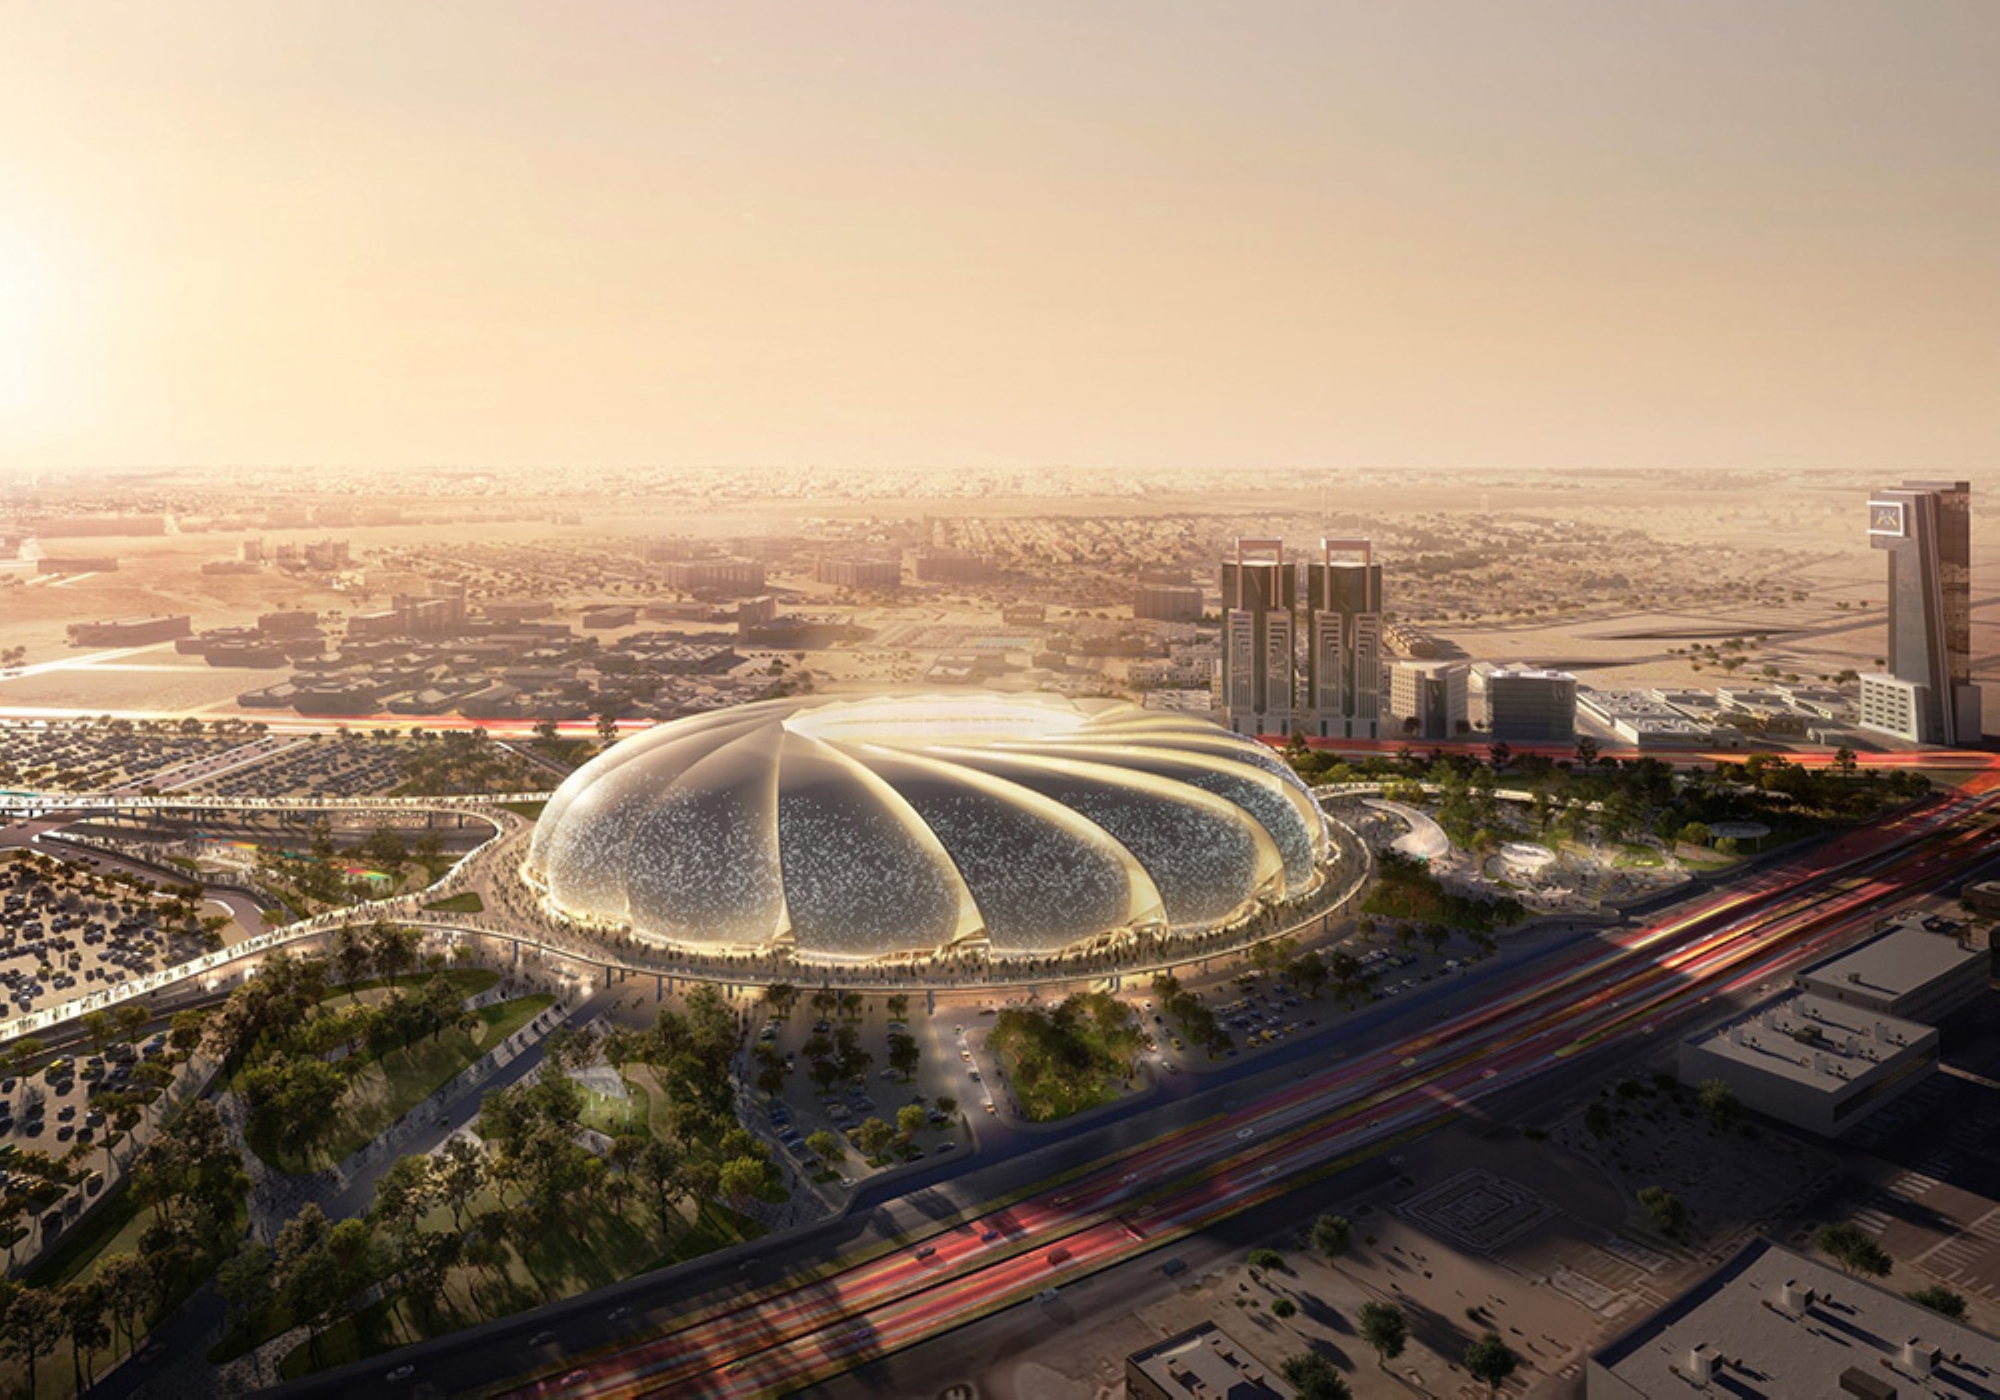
[
  {"xmin": 1473, "ymin": 662, "xmax": 1577, "ymax": 682},
  {"xmin": 1684, "ymin": 992, "xmax": 1932, "ymax": 1093},
  {"xmin": 1127, "ymin": 1322, "xmax": 1295, "ymax": 1400},
  {"xmin": 1798, "ymin": 924, "xmax": 1985, "ymax": 1000},
  {"xmin": 1592, "ymin": 1237, "xmax": 2000, "ymax": 1399}
]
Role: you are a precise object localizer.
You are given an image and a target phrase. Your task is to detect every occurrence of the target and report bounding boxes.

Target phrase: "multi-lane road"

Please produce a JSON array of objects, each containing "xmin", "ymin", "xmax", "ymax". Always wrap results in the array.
[{"xmin": 262, "ymin": 769, "xmax": 2000, "ymax": 1398}]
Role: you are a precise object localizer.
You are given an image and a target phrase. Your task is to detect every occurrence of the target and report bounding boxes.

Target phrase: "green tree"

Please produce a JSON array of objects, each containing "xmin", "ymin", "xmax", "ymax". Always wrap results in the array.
[
  {"xmin": 1358, "ymin": 1299, "xmax": 1407, "ymax": 1366},
  {"xmin": 96, "ymin": 1253, "xmax": 154, "ymax": 1359},
  {"xmin": 1464, "ymin": 1333, "xmax": 1520, "ymax": 1397},
  {"xmin": 59, "ymin": 1279, "xmax": 111, "ymax": 1393},
  {"xmin": 1816, "ymin": 1221, "xmax": 1892, "ymax": 1277},
  {"xmin": 1908, "ymin": 1284, "xmax": 1967, "ymax": 1320},
  {"xmin": 433, "ymin": 1135, "xmax": 486, "ymax": 1232},
  {"xmin": 1638, "ymin": 1185, "xmax": 1689, "ymax": 1240},
  {"xmin": 1697, "ymin": 1078, "xmax": 1742, "ymax": 1132},
  {"xmin": 1248, "ymin": 1247, "xmax": 1285, "ymax": 1272},
  {"xmin": 368, "ymin": 921, "xmax": 422, "ymax": 987},
  {"xmin": 635, "ymin": 1137, "xmax": 686, "ymax": 1231},
  {"xmin": 1280, "ymin": 1352, "xmax": 1353, "ymax": 1400},
  {"xmin": 215, "ymin": 1240, "xmax": 274, "ymax": 1333},
  {"xmin": 896, "ymin": 1103, "xmax": 928, "ymax": 1143},
  {"xmin": 717, "ymin": 1156, "xmax": 768, "ymax": 1213},
  {"xmin": 81, "ymin": 1009, "xmax": 114, "ymax": 1054},
  {"xmin": 168, "ymin": 1010, "xmax": 206, "ymax": 1054},
  {"xmin": 284, "ymin": 1246, "xmax": 347, "ymax": 1365},
  {"xmin": 1310, "ymin": 1213, "xmax": 1352, "ymax": 1259},
  {"xmin": 888, "ymin": 1032, "xmax": 922, "ymax": 1081},
  {"xmin": 805, "ymin": 1129, "xmax": 844, "ymax": 1171},
  {"xmin": 857, "ymin": 1117, "xmax": 896, "ymax": 1158},
  {"xmin": 2, "ymin": 1286, "xmax": 63, "ymax": 1397},
  {"xmin": 0, "ymin": 1034, "xmax": 31, "ymax": 1083},
  {"xmin": 371, "ymin": 1154, "xmax": 437, "ymax": 1242}
]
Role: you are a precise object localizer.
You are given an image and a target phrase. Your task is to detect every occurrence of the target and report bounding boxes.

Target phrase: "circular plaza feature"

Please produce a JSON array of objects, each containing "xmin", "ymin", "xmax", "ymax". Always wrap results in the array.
[
  {"xmin": 1497, "ymin": 842, "xmax": 1559, "ymax": 878},
  {"xmin": 523, "ymin": 694, "xmax": 1334, "ymax": 966}
]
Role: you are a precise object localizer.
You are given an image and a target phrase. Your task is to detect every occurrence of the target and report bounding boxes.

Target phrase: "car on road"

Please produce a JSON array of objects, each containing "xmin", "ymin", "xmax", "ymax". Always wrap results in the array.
[
  {"xmin": 384, "ymin": 1364, "xmax": 415, "ymax": 1383},
  {"xmin": 527, "ymin": 1330, "xmax": 558, "ymax": 1347},
  {"xmin": 1037, "ymin": 1287, "xmax": 1060, "ymax": 1303},
  {"xmin": 915, "ymin": 1245, "xmax": 936, "ymax": 1260},
  {"xmin": 607, "ymin": 1305, "xmax": 632, "ymax": 1322},
  {"xmin": 1235, "ymin": 1127, "xmax": 1254, "ymax": 1140}
]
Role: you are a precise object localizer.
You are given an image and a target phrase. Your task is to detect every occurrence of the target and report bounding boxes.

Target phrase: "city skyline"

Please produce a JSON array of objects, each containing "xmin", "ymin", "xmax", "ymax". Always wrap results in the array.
[{"xmin": 4, "ymin": 2, "xmax": 1998, "ymax": 473}]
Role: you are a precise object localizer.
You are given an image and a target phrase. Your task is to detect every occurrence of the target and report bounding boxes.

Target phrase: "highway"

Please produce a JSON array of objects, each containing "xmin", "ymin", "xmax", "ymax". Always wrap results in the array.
[{"xmin": 259, "ymin": 771, "xmax": 2000, "ymax": 1399}]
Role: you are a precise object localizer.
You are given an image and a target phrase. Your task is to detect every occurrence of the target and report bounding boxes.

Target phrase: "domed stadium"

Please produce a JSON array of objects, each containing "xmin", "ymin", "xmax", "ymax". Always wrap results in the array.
[{"xmin": 523, "ymin": 694, "xmax": 1335, "ymax": 966}]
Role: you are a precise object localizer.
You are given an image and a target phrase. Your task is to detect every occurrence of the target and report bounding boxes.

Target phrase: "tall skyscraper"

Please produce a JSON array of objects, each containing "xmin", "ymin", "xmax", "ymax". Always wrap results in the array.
[
  {"xmin": 1860, "ymin": 480, "xmax": 1980, "ymax": 746},
  {"xmin": 1219, "ymin": 538, "xmax": 1295, "ymax": 736},
  {"xmin": 1305, "ymin": 538, "xmax": 1383, "ymax": 739}
]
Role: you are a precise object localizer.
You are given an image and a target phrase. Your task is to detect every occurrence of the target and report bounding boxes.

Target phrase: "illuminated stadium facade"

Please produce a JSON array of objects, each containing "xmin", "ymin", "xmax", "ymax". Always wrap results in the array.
[{"xmin": 523, "ymin": 694, "xmax": 1338, "ymax": 967}]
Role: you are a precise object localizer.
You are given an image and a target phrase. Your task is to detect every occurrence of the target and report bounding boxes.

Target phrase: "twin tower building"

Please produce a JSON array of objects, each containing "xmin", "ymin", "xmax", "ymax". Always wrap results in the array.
[{"xmin": 1219, "ymin": 538, "xmax": 1382, "ymax": 740}]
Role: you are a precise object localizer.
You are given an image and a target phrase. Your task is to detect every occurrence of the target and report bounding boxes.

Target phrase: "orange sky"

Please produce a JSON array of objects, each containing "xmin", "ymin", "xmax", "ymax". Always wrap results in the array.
[{"xmin": 2, "ymin": 2, "xmax": 1996, "ymax": 474}]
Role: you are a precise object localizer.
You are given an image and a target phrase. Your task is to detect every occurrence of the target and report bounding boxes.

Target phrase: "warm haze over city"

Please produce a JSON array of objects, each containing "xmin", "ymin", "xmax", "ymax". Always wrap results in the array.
[{"xmin": 1, "ymin": 6, "xmax": 1998, "ymax": 1400}]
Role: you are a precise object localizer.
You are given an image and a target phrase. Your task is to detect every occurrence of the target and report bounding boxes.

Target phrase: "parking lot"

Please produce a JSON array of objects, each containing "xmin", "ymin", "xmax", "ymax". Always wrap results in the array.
[
  {"xmin": 189, "ymin": 736, "xmax": 412, "ymax": 798},
  {"xmin": 0, "ymin": 1033, "xmax": 170, "ymax": 1151},
  {"xmin": 748, "ymin": 998, "xmax": 974, "ymax": 1193},
  {"xmin": 0, "ymin": 847, "xmax": 240, "ymax": 1020},
  {"xmin": 0, "ymin": 717, "xmax": 250, "ymax": 793}
]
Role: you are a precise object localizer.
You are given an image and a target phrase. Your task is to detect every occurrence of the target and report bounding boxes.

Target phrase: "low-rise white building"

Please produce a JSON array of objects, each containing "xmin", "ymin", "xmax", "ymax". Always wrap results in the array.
[
  {"xmin": 1678, "ymin": 992, "xmax": 1937, "ymax": 1137},
  {"xmin": 1796, "ymin": 924, "xmax": 1988, "ymax": 1024},
  {"xmin": 1589, "ymin": 1237, "xmax": 2000, "ymax": 1398}
]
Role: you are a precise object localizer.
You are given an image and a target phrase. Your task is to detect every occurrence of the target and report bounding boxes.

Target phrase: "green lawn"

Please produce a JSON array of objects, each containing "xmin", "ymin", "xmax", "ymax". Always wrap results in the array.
[
  {"xmin": 579, "ymin": 1073, "xmax": 652, "ymax": 1138},
  {"xmin": 295, "ymin": 967, "xmax": 499, "ymax": 1022},
  {"xmin": 619, "ymin": 1064, "xmax": 685, "ymax": 1141},
  {"xmin": 423, "ymin": 890, "xmax": 486, "ymax": 915},
  {"xmin": 498, "ymin": 799, "xmax": 548, "ymax": 820},
  {"xmin": 259, "ymin": 994, "xmax": 554, "ymax": 1172}
]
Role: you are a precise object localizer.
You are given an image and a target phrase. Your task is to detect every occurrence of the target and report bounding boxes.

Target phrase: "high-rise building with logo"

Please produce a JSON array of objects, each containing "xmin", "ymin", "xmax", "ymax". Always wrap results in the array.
[
  {"xmin": 1305, "ymin": 538, "xmax": 1383, "ymax": 739},
  {"xmin": 1219, "ymin": 538, "xmax": 1295, "ymax": 736},
  {"xmin": 1861, "ymin": 481, "xmax": 1980, "ymax": 746}
]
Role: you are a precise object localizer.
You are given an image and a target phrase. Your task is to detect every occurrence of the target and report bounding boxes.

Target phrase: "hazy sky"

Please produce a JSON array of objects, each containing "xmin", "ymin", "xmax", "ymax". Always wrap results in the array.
[{"xmin": 2, "ymin": 2, "xmax": 1995, "ymax": 474}]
